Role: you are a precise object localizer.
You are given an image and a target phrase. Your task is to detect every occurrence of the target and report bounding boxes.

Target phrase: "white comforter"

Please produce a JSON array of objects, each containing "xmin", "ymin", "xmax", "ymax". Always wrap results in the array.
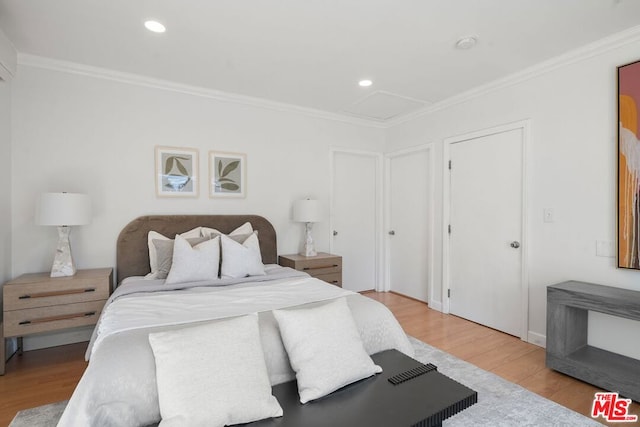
[{"xmin": 58, "ymin": 270, "xmax": 413, "ymax": 427}]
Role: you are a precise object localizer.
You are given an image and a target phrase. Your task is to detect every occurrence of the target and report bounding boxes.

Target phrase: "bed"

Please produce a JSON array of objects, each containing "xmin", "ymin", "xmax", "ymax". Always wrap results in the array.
[{"xmin": 57, "ymin": 215, "xmax": 413, "ymax": 427}]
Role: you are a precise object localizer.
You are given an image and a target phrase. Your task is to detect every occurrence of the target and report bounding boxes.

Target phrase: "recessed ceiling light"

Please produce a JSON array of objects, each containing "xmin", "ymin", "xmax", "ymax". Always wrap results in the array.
[
  {"xmin": 144, "ymin": 20, "xmax": 166, "ymax": 33},
  {"xmin": 455, "ymin": 36, "xmax": 478, "ymax": 50},
  {"xmin": 359, "ymin": 79, "xmax": 373, "ymax": 87}
]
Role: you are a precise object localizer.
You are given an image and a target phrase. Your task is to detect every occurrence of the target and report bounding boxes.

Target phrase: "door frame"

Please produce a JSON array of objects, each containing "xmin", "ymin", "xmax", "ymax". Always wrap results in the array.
[
  {"xmin": 384, "ymin": 144, "xmax": 435, "ymax": 305},
  {"xmin": 329, "ymin": 148, "xmax": 384, "ymax": 291},
  {"xmin": 442, "ymin": 120, "xmax": 531, "ymax": 341}
]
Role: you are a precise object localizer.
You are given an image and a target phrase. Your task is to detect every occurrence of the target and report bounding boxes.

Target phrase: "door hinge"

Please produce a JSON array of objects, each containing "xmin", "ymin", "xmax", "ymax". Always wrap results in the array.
[
  {"xmin": 448, "ymin": 160, "xmax": 452, "ymax": 170},
  {"xmin": 448, "ymin": 289, "xmax": 451, "ymax": 298},
  {"xmin": 448, "ymin": 224, "xmax": 451, "ymax": 234}
]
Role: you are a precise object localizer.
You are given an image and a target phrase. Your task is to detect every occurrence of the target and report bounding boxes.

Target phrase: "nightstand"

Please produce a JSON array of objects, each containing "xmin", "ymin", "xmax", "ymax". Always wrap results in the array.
[
  {"xmin": 1, "ymin": 267, "xmax": 112, "ymax": 375},
  {"xmin": 278, "ymin": 253, "xmax": 342, "ymax": 287}
]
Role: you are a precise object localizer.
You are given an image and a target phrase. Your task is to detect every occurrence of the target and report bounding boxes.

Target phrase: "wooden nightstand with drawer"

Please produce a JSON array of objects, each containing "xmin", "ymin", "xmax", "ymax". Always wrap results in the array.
[
  {"xmin": 1, "ymin": 267, "xmax": 112, "ymax": 375},
  {"xmin": 278, "ymin": 253, "xmax": 342, "ymax": 287}
]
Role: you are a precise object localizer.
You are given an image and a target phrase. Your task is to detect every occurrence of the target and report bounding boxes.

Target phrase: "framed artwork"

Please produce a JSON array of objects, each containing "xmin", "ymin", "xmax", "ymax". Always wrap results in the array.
[
  {"xmin": 618, "ymin": 59, "xmax": 640, "ymax": 269},
  {"xmin": 155, "ymin": 146, "xmax": 199, "ymax": 197},
  {"xmin": 209, "ymin": 151, "xmax": 246, "ymax": 198}
]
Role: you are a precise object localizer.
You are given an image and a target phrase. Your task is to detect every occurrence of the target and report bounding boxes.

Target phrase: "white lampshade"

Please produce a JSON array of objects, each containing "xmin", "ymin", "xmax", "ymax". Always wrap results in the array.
[
  {"xmin": 293, "ymin": 199, "xmax": 321, "ymax": 223},
  {"xmin": 36, "ymin": 193, "xmax": 92, "ymax": 226}
]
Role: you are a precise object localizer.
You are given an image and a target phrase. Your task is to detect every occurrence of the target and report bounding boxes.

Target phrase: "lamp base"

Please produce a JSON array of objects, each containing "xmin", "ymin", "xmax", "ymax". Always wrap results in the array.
[
  {"xmin": 51, "ymin": 226, "xmax": 77, "ymax": 277},
  {"xmin": 299, "ymin": 222, "xmax": 317, "ymax": 257}
]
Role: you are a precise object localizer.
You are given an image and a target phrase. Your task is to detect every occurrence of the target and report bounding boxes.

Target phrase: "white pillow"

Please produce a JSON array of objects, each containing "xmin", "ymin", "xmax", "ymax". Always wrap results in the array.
[
  {"xmin": 201, "ymin": 221, "xmax": 253, "ymax": 238},
  {"xmin": 152, "ymin": 236, "xmax": 211, "ymax": 280},
  {"xmin": 148, "ymin": 315, "xmax": 283, "ymax": 427},
  {"xmin": 273, "ymin": 298, "xmax": 382, "ymax": 404},
  {"xmin": 165, "ymin": 235, "xmax": 220, "ymax": 285},
  {"xmin": 220, "ymin": 232, "xmax": 265, "ymax": 278},
  {"xmin": 146, "ymin": 227, "xmax": 201, "ymax": 279}
]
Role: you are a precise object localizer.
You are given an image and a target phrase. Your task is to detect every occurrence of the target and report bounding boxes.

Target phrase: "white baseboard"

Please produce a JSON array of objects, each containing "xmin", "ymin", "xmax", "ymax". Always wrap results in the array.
[
  {"xmin": 527, "ymin": 331, "xmax": 546, "ymax": 348},
  {"xmin": 428, "ymin": 299, "xmax": 443, "ymax": 312},
  {"xmin": 23, "ymin": 326, "xmax": 93, "ymax": 351}
]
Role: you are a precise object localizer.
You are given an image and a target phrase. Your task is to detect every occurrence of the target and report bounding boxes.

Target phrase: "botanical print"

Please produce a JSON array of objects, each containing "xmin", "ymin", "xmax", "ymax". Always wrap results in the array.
[
  {"xmin": 216, "ymin": 157, "xmax": 241, "ymax": 191},
  {"xmin": 156, "ymin": 146, "xmax": 198, "ymax": 197},
  {"xmin": 210, "ymin": 152, "xmax": 246, "ymax": 198},
  {"xmin": 618, "ymin": 60, "xmax": 640, "ymax": 269}
]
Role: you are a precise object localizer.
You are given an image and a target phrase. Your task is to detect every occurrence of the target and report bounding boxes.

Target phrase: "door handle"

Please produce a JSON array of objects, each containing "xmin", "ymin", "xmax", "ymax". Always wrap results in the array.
[
  {"xmin": 333, "ymin": 230, "xmax": 338, "ymax": 236},
  {"xmin": 389, "ymin": 230, "xmax": 395, "ymax": 236},
  {"xmin": 510, "ymin": 241, "xmax": 520, "ymax": 249}
]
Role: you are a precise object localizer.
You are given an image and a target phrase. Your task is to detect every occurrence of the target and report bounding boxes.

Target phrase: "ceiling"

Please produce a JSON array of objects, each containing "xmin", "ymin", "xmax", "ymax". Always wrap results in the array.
[{"xmin": 1, "ymin": 0, "xmax": 640, "ymax": 123}]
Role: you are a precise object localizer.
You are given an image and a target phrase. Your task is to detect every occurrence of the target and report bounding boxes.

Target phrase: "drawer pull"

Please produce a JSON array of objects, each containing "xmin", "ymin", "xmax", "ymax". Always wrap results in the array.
[
  {"xmin": 18, "ymin": 288, "xmax": 96, "ymax": 299},
  {"xmin": 303, "ymin": 264, "xmax": 339, "ymax": 271},
  {"xmin": 18, "ymin": 311, "xmax": 97, "ymax": 325}
]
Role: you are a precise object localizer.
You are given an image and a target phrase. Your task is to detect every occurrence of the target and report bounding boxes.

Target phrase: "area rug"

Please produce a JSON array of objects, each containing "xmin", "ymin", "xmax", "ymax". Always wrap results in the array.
[
  {"xmin": 408, "ymin": 337, "xmax": 601, "ymax": 426},
  {"xmin": 9, "ymin": 400, "xmax": 67, "ymax": 427},
  {"xmin": 10, "ymin": 337, "xmax": 602, "ymax": 426}
]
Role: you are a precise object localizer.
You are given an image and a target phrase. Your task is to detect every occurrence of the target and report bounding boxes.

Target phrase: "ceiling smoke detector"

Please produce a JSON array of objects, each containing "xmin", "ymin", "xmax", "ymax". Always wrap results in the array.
[{"xmin": 455, "ymin": 36, "xmax": 477, "ymax": 50}]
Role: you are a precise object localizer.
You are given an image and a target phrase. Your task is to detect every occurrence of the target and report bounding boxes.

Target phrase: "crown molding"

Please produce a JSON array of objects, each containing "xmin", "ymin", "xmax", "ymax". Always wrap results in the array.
[
  {"xmin": 387, "ymin": 24, "xmax": 640, "ymax": 127},
  {"xmin": 16, "ymin": 23, "xmax": 640, "ymax": 130},
  {"xmin": 17, "ymin": 53, "xmax": 387, "ymax": 129},
  {"xmin": 0, "ymin": 27, "xmax": 17, "ymax": 80}
]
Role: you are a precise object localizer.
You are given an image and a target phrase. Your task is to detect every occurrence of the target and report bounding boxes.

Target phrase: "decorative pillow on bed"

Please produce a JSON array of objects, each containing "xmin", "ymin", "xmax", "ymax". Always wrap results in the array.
[
  {"xmin": 148, "ymin": 314, "xmax": 283, "ymax": 427},
  {"xmin": 146, "ymin": 227, "xmax": 201, "ymax": 279},
  {"xmin": 201, "ymin": 221, "xmax": 253, "ymax": 239},
  {"xmin": 273, "ymin": 297, "xmax": 382, "ymax": 404},
  {"xmin": 152, "ymin": 236, "xmax": 211, "ymax": 280},
  {"xmin": 164, "ymin": 235, "xmax": 221, "ymax": 285},
  {"xmin": 220, "ymin": 232, "xmax": 266, "ymax": 278}
]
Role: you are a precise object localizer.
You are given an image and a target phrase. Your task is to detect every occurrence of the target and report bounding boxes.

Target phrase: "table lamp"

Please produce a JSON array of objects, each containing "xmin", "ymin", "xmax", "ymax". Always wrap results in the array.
[
  {"xmin": 36, "ymin": 192, "xmax": 91, "ymax": 277},
  {"xmin": 293, "ymin": 199, "xmax": 321, "ymax": 257}
]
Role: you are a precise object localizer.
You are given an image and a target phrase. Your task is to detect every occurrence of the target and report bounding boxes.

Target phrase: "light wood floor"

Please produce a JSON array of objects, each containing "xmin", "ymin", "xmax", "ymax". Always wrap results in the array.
[
  {"xmin": 0, "ymin": 292, "xmax": 638, "ymax": 426},
  {"xmin": 365, "ymin": 292, "xmax": 640, "ymax": 427}
]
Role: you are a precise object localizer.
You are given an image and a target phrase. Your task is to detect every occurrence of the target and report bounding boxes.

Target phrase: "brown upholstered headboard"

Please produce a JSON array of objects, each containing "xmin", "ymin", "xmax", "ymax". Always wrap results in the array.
[{"xmin": 116, "ymin": 215, "xmax": 277, "ymax": 283}]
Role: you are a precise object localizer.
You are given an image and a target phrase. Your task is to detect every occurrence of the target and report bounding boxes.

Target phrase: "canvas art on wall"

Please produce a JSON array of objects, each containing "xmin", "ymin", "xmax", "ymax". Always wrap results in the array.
[
  {"xmin": 209, "ymin": 151, "xmax": 246, "ymax": 198},
  {"xmin": 155, "ymin": 146, "xmax": 199, "ymax": 197},
  {"xmin": 618, "ymin": 60, "xmax": 640, "ymax": 269}
]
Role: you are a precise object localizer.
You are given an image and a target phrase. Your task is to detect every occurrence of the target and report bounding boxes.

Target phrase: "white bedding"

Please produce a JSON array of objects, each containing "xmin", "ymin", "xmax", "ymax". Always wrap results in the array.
[
  {"xmin": 58, "ymin": 270, "xmax": 413, "ymax": 427},
  {"xmin": 90, "ymin": 276, "xmax": 353, "ymax": 358}
]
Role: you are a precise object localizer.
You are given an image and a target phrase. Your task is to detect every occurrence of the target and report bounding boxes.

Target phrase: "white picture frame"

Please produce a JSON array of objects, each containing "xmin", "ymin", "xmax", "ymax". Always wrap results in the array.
[
  {"xmin": 209, "ymin": 151, "xmax": 246, "ymax": 198},
  {"xmin": 155, "ymin": 146, "xmax": 199, "ymax": 198}
]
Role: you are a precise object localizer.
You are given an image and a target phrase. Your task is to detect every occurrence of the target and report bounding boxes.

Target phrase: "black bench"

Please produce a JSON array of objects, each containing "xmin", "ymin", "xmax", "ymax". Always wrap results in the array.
[{"xmin": 248, "ymin": 349, "xmax": 477, "ymax": 427}]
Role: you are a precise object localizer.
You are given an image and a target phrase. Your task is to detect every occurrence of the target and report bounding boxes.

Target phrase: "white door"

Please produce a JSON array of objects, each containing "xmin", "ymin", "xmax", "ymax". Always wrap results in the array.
[
  {"xmin": 387, "ymin": 147, "xmax": 431, "ymax": 302},
  {"xmin": 448, "ymin": 126, "xmax": 525, "ymax": 337},
  {"xmin": 331, "ymin": 150, "xmax": 380, "ymax": 292}
]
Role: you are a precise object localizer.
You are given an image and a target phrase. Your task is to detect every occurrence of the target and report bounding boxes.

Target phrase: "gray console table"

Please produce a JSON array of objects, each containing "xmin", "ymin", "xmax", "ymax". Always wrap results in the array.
[{"xmin": 546, "ymin": 281, "xmax": 640, "ymax": 401}]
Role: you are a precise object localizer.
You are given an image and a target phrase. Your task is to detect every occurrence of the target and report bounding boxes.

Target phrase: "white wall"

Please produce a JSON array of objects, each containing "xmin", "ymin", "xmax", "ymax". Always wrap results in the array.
[
  {"xmin": 10, "ymin": 63, "xmax": 384, "ymax": 348},
  {"xmin": 0, "ymin": 80, "xmax": 11, "ymax": 285},
  {"xmin": 11, "ymin": 64, "xmax": 384, "ymax": 277},
  {"xmin": 0, "ymin": 79, "xmax": 12, "ymax": 359},
  {"xmin": 0, "ymin": 24, "xmax": 15, "ymax": 360},
  {"xmin": 386, "ymin": 36, "xmax": 640, "ymax": 350}
]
